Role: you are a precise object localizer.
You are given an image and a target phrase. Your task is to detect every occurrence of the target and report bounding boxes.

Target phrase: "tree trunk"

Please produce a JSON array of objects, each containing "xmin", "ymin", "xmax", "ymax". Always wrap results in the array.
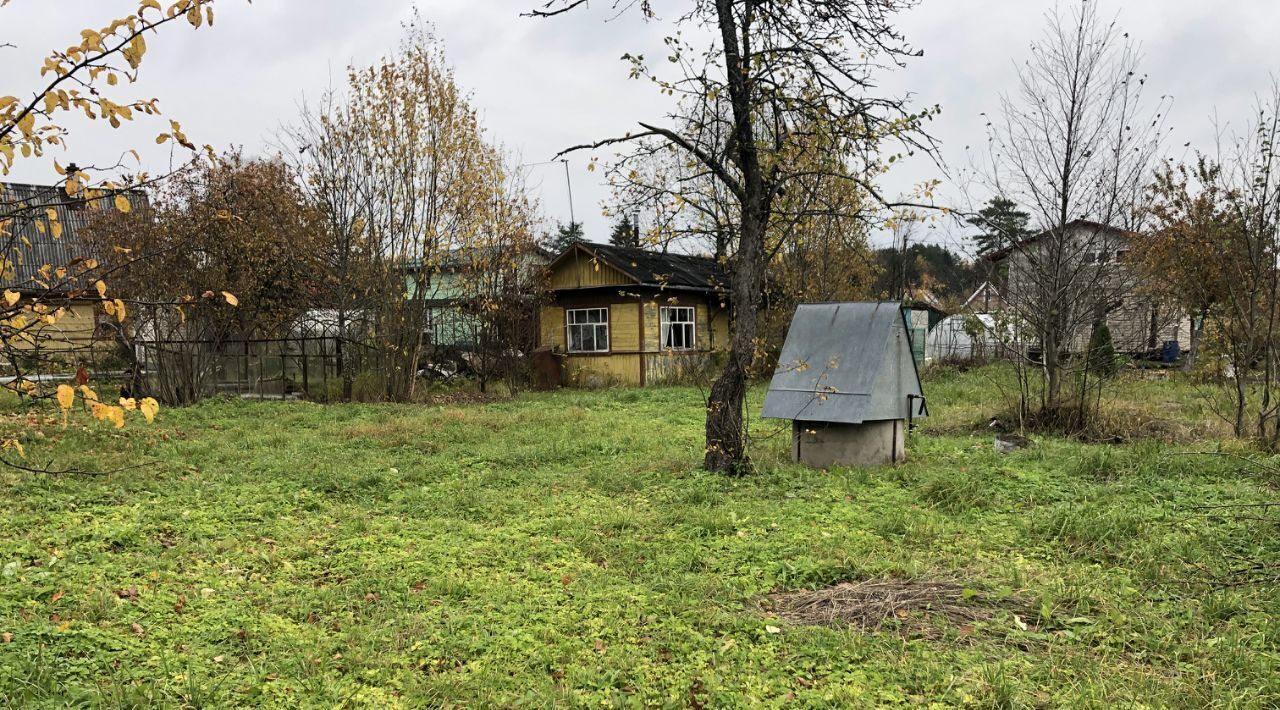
[
  {"xmin": 337, "ymin": 308, "xmax": 354, "ymax": 401},
  {"xmin": 1043, "ymin": 328, "xmax": 1063, "ymax": 412},
  {"xmin": 703, "ymin": 0, "xmax": 766, "ymax": 475},
  {"xmin": 1183, "ymin": 308, "xmax": 1205, "ymax": 373},
  {"xmin": 705, "ymin": 206, "xmax": 765, "ymax": 474},
  {"xmin": 1235, "ymin": 378, "xmax": 1247, "ymax": 438}
]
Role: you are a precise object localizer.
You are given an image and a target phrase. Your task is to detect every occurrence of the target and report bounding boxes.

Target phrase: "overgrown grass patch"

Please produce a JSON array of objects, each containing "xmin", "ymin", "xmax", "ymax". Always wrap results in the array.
[{"xmin": 0, "ymin": 373, "xmax": 1277, "ymax": 706}]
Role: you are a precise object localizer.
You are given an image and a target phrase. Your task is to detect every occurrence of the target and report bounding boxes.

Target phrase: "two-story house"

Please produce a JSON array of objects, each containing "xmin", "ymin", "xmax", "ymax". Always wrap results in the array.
[{"xmin": 985, "ymin": 220, "xmax": 1191, "ymax": 355}]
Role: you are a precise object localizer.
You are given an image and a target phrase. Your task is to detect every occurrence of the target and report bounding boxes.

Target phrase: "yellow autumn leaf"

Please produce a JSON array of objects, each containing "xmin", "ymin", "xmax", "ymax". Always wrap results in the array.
[
  {"xmin": 3, "ymin": 290, "xmax": 18, "ymax": 307},
  {"xmin": 221, "ymin": 291, "xmax": 239, "ymax": 307},
  {"xmin": 55, "ymin": 384, "xmax": 75, "ymax": 410},
  {"xmin": 79, "ymin": 385, "xmax": 98, "ymax": 404},
  {"xmin": 113, "ymin": 298, "xmax": 126, "ymax": 322},
  {"xmin": 114, "ymin": 194, "xmax": 131, "ymax": 213},
  {"xmin": 94, "ymin": 280, "xmax": 107, "ymax": 299},
  {"xmin": 119, "ymin": 397, "xmax": 137, "ymax": 411},
  {"xmin": 139, "ymin": 397, "xmax": 159, "ymax": 424},
  {"xmin": 2, "ymin": 439, "xmax": 25, "ymax": 459}
]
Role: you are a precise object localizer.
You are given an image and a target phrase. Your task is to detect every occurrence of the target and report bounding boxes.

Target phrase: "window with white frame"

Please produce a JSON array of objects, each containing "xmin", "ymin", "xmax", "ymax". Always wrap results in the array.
[
  {"xmin": 660, "ymin": 306, "xmax": 696, "ymax": 350},
  {"xmin": 566, "ymin": 308, "xmax": 609, "ymax": 353}
]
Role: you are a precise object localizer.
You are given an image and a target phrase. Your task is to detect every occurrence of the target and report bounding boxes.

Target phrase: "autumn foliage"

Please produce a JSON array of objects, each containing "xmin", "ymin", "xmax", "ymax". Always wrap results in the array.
[{"xmin": 1, "ymin": 0, "xmax": 236, "ymax": 464}]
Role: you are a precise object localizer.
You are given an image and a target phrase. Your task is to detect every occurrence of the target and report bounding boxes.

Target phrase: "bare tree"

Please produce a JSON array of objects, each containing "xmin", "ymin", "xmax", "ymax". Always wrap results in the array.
[
  {"xmin": 1216, "ymin": 86, "xmax": 1280, "ymax": 444},
  {"xmin": 282, "ymin": 91, "xmax": 374, "ymax": 401},
  {"xmin": 450, "ymin": 159, "xmax": 547, "ymax": 394},
  {"xmin": 530, "ymin": 0, "xmax": 938, "ymax": 474},
  {"xmin": 979, "ymin": 1, "xmax": 1167, "ymax": 428}
]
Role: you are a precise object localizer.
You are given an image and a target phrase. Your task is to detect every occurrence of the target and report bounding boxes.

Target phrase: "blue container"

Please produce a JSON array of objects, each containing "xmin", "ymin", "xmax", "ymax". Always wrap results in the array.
[{"xmin": 1161, "ymin": 340, "xmax": 1181, "ymax": 364}]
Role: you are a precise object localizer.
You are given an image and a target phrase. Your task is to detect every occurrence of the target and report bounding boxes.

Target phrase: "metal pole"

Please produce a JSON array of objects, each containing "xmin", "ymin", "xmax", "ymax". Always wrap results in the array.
[{"xmin": 561, "ymin": 159, "xmax": 575, "ymax": 227}]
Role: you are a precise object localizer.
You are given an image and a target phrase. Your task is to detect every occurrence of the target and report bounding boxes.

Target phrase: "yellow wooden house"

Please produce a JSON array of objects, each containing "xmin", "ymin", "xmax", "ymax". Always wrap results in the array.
[
  {"xmin": 1, "ymin": 181, "xmax": 128, "ymax": 355},
  {"xmin": 539, "ymin": 242, "xmax": 730, "ymax": 386}
]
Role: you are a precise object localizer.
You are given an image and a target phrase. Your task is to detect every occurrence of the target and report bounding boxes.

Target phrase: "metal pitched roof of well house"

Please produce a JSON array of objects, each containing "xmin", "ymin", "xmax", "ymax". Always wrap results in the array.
[
  {"xmin": 548, "ymin": 242, "xmax": 727, "ymax": 293},
  {"xmin": 0, "ymin": 182, "xmax": 144, "ymax": 294},
  {"xmin": 762, "ymin": 302, "xmax": 926, "ymax": 425}
]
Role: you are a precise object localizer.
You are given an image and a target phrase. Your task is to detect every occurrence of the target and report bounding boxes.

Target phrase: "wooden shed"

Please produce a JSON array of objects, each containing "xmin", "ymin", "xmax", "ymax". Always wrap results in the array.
[
  {"xmin": 762, "ymin": 302, "xmax": 927, "ymax": 467},
  {"xmin": 538, "ymin": 243, "xmax": 729, "ymax": 387}
]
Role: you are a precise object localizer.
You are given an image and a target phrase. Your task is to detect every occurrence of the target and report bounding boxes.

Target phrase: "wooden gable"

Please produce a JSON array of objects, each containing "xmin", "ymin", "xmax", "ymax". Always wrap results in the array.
[{"xmin": 547, "ymin": 244, "xmax": 637, "ymax": 290}]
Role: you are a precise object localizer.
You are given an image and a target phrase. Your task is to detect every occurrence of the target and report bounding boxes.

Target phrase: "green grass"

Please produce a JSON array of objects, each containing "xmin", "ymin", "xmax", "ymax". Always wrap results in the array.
[{"xmin": 0, "ymin": 368, "xmax": 1277, "ymax": 707}]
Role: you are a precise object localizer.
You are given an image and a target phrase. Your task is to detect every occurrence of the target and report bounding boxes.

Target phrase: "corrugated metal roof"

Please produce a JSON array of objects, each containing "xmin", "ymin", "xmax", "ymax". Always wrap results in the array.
[
  {"xmin": 762, "ymin": 302, "xmax": 925, "ymax": 424},
  {"xmin": 0, "ymin": 182, "xmax": 143, "ymax": 294}
]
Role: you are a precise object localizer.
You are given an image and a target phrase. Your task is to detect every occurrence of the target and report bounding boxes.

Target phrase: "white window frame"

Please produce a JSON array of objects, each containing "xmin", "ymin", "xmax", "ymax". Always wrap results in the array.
[
  {"xmin": 660, "ymin": 306, "xmax": 696, "ymax": 351},
  {"xmin": 566, "ymin": 308, "xmax": 610, "ymax": 353}
]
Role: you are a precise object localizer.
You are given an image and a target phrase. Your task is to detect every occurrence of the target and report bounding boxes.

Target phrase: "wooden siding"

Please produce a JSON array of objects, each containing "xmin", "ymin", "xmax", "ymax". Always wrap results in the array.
[
  {"xmin": 549, "ymin": 250, "xmax": 633, "ymax": 289},
  {"xmin": 610, "ymin": 303, "xmax": 640, "ymax": 352},
  {"xmin": 709, "ymin": 306, "xmax": 729, "ymax": 350},
  {"xmin": 1103, "ymin": 300, "xmax": 1187, "ymax": 352},
  {"xmin": 694, "ymin": 304, "xmax": 710, "ymax": 350},
  {"xmin": 539, "ymin": 306, "xmax": 565, "ymax": 349},
  {"xmin": 540, "ymin": 287, "xmax": 730, "ymax": 387},
  {"xmin": 565, "ymin": 354, "xmax": 641, "ymax": 386},
  {"xmin": 999, "ymin": 223, "xmax": 1192, "ymax": 353},
  {"xmin": 641, "ymin": 301, "xmax": 660, "ymax": 351},
  {"xmin": 23, "ymin": 301, "xmax": 102, "ymax": 352},
  {"xmin": 643, "ymin": 352, "xmax": 714, "ymax": 385}
]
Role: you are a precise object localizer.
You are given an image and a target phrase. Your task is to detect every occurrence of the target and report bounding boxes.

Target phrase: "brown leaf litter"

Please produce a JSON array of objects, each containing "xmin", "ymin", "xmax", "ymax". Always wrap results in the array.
[{"xmin": 761, "ymin": 578, "xmax": 1025, "ymax": 636}]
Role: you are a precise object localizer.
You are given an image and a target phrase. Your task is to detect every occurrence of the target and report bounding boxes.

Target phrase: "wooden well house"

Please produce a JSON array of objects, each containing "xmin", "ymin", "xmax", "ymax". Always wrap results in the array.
[
  {"xmin": 762, "ymin": 302, "xmax": 928, "ymax": 467},
  {"xmin": 538, "ymin": 243, "xmax": 729, "ymax": 387}
]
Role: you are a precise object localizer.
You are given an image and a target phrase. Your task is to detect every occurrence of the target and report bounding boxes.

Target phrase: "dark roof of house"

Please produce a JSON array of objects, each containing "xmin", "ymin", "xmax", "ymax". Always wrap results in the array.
[
  {"xmin": 984, "ymin": 219, "xmax": 1132, "ymax": 263},
  {"xmin": 551, "ymin": 242, "xmax": 728, "ymax": 293},
  {"xmin": 0, "ymin": 182, "xmax": 144, "ymax": 294}
]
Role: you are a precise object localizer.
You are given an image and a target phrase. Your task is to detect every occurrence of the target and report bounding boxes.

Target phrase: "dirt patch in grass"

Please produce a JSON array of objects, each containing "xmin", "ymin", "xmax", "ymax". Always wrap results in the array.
[
  {"xmin": 761, "ymin": 578, "xmax": 1023, "ymax": 636},
  {"xmin": 418, "ymin": 391, "xmax": 510, "ymax": 407}
]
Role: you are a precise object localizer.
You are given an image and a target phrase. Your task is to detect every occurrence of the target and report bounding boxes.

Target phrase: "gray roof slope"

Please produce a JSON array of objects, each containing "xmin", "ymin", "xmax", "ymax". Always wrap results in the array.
[
  {"xmin": 0, "ymin": 182, "xmax": 143, "ymax": 294},
  {"xmin": 762, "ymin": 302, "xmax": 925, "ymax": 425}
]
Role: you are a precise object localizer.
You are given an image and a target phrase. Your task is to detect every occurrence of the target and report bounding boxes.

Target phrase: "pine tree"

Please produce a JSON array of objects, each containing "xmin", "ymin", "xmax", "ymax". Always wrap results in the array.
[
  {"xmin": 608, "ymin": 215, "xmax": 639, "ymax": 248},
  {"xmin": 969, "ymin": 196, "xmax": 1032, "ymax": 256},
  {"xmin": 545, "ymin": 221, "xmax": 585, "ymax": 254}
]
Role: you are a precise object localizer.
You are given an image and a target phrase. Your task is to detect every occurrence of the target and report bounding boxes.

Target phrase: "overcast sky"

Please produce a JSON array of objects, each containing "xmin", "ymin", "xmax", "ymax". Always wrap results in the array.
[{"xmin": 6, "ymin": 1, "xmax": 1280, "ymax": 254}]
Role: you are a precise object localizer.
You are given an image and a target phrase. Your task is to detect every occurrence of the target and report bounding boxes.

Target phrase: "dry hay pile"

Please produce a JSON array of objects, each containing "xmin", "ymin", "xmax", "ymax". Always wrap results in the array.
[{"xmin": 763, "ymin": 578, "xmax": 1018, "ymax": 635}]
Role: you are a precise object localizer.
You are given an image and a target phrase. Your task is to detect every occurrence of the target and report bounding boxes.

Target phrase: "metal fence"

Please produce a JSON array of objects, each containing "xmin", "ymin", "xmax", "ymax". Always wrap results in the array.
[{"xmin": 134, "ymin": 336, "xmax": 354, "ymax": 400}]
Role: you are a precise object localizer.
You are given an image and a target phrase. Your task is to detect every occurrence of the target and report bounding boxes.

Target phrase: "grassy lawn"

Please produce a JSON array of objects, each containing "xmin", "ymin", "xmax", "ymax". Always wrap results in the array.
[{"xmin": 1, "ymin": 367, "xmax": 1277, "ymax": 707}]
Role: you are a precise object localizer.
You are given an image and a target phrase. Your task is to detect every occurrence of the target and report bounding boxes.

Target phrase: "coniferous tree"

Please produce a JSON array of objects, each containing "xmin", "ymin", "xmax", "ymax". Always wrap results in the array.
[
  {"xmin": 969, "ymin": 196, "xmax": 1032, "ymax": 257},
  {"xmin": 608, "ymin": 215, "xmax": 640, "ymax": 248},
  {"xmin": 545, "ymin": 221, "xmax": 585, "ymax": 254}
]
